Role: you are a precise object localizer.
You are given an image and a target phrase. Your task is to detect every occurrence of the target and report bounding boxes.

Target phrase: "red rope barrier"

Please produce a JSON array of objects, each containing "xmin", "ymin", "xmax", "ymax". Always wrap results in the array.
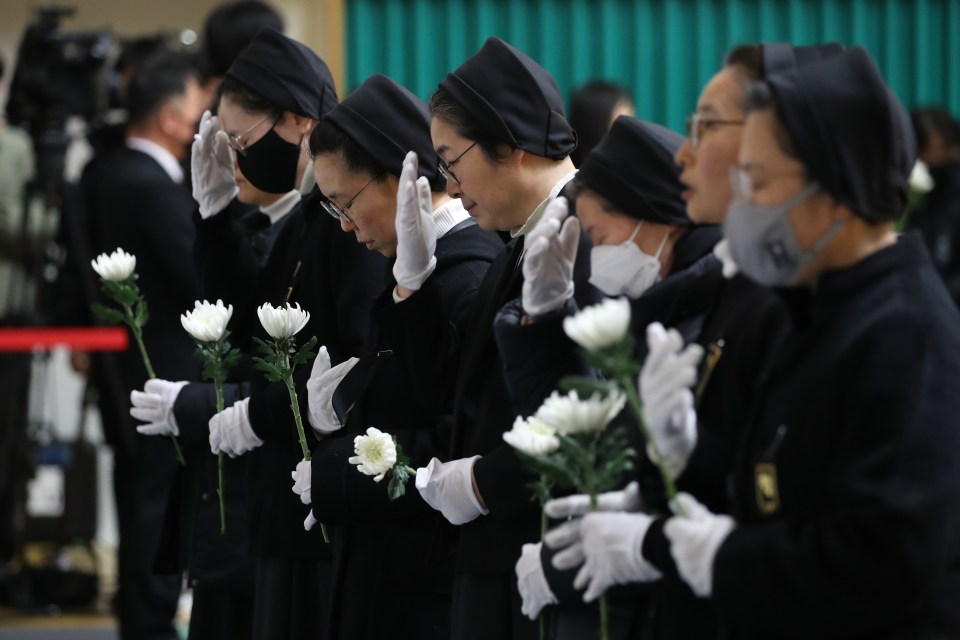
[{"xmin": 0, "ymin": 327, "xmax": 129, "ymax": 352}]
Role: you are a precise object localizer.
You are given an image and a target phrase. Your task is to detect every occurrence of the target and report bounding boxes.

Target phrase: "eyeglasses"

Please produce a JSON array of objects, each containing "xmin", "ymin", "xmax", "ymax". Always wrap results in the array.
[
  {"xmin": 729, "ymin": 165, "xmax": 808, "ymax": 202},
  {"xmin": 225, "ymin": 115, "xmax": 275, "ymax": 156},
  {"xmin": 320, "ymin": 174, "xmax": 380, "ymax": 223},
  {"xmin": 685, "ymin": 113, "xmax": 744, "ymax": 150},
  {"xmin": 437, "ymin": 141, "xmax": 478, "ymax": 185}
]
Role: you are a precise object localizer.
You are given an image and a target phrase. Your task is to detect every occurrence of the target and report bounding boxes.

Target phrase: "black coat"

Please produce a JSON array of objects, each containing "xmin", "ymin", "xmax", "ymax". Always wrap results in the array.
[
  {"xmin": 309, "ymin": 220, "xmax": 502, "ymax": 639},
  {"xmin": 636, "ymin": 266, "xmax": 794, "ymax": 639},
  {"xmin": 193, "ymin": 190, "xmax": 387, "ymax": 559},
  {"xmin": 86, "ymin": 147, "xmax": 202, "ymax": 394},
  {"xmin": 704, "ymin": 233, "xmax": 960, "ymax": 639}
]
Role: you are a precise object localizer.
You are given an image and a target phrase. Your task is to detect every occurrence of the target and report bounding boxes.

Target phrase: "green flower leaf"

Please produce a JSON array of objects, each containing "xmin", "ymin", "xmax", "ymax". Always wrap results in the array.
[
  {"xmin": 291, "ymin": 335, "xmax": 319, "ymax": 368},
  {"xmin": 91, "ymin": 303, "xmax": 125, "ymax": 325},
  {"xmin": 558, "ymin": 375, "xmax": 618, "ymax": 398},
  {"xmin": 134, "ymin": 298, "xmax": 149, "ymax": 327}
]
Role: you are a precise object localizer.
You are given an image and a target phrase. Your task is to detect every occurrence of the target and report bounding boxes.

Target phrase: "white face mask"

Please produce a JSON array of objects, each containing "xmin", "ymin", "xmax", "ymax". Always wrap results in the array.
[{"xmin": 589, "ymin": 221, "xmax": 669, "ymax": 298}]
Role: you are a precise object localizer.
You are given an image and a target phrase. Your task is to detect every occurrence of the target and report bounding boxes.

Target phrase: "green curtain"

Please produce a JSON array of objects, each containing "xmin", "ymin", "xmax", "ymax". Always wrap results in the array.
[{"xmin": 346, "ymin": 0, "xmax": 960, "ymax": 134}]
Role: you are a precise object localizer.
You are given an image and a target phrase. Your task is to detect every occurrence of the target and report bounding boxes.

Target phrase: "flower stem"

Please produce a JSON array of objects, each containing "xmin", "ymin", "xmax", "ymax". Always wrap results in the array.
[
  {"xmin": 620, "ymin": 374, "xmax": 679, "ymax": 509},
  {"xmin": 127, "ymin": 305, "xmax": 184, "ymax": 465},
  {"xmin": 215, "ymin": 378, "xmax": 226, "ymax": 535},
  {"xmin": 281, "ymin": 349, "xmax": 329, "ymax": 544},
  {"xmin": 588, "ymin": 491, "xmax": 609, "ymax": 640}
]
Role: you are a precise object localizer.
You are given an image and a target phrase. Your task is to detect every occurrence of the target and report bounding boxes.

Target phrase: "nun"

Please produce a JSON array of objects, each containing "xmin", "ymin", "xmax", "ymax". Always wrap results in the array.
[
  {"xmin": 573, "ymin": 46, "xmax": 960, "ymax": 639},
  {"xmin": 181, "ymin": 27, "xmax": 385, "ymax": 640},
  {"xmin": 377, "ymin": 37, "xmax": 596, "ymax": 639},
  {"xmin": 288, "ymin": 73, "xmax": 502, "ymax": 639},
  {"xmin": 540, "ymin": 42, "xmax": 844, "ymax": 640},
  {"xmin": 497, "ymin": 115, "xmax": 722, "ymax": 639}
]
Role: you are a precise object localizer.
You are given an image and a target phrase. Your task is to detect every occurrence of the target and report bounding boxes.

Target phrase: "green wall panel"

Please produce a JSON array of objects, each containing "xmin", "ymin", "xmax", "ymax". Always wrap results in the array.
[{"xmin": 346, "ymin": 0, "xmax": 960, "ymax": 135}]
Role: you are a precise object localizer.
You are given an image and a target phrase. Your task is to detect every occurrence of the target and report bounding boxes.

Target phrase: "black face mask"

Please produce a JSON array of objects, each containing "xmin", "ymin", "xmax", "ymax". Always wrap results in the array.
[{"xmin": 237, "ymin": 127, "xmax": 302, "ymax": 194}]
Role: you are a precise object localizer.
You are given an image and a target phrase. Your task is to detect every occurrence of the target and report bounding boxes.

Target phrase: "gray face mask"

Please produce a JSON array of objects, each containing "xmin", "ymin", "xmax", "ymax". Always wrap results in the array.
[{"xmin": 723, "ymin": 183, "xmax": 842, "ymax": 287}]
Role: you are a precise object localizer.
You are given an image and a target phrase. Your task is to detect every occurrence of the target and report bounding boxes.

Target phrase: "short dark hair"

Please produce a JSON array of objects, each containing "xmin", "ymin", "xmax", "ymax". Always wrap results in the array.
[
  {"xmin": 308, "ymin": 120, "xmax": 446, "ymax": 193},
  {"xmin": 743, "ymin": 81, "xmax": 799, "ymax": 159},
  {"xmin": 568, "ymin": 81, "xmax": 634, "ymax": 167},
  {"xmin": 912, "ymin": 107, "xmax": 960, "ymax": 155},
  {"xmin": 428, "ymin": 86, "xmax": 514, "ymax": 163},
  {"xmin": 724, "ymin": 44, "xmax": 764, "ymax": 86},
  {"xmin": 215, "ymin": 74, "xmax": 283, "ymax": 120},
  {"xmin": 203, "ymin": 1, "xmax": 284, "ymax": 78},
  {"xmin": 126, "ymin": 52, "xmax": 201, "ymax": 128}
]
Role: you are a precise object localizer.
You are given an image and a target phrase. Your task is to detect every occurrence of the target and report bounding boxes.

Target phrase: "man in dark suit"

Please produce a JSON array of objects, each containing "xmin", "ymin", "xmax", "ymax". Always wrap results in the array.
[{"xmin": 84, "ymin": 51, "xmax": 205, "ymax": 640}]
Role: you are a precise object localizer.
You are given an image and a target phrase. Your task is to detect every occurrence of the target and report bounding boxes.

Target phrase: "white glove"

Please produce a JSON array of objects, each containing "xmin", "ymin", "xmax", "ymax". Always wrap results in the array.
[
  {"xmin": 291, "ymin": 459, "xmax": 311, "ymax": 505},
  {"xmin": 516, "ymin": 542, "xmax": 557, "ymax": 619},
  {"xmin": 306, "ymin": 346, "xmax": 359, "ymax": 435},
  {"xmin": 192, "ymin": 110, "xmax": 239, "ymax": 218},
  {"xmin": 522, "ymin": 198, "xmax": 580, "ymax": 317},
  {"xmin": 639, "ymin": 323, "xmax": 703, "ymax": 478},
  {"xmin": 415, "ymin": 456, "xmax": 488, "ymax": 525},
  {"xmin": 304, "ymin": 509, "xmax": 317, "ymax": 531},
  {"xmin": 129, "ymin": 379, "xmax": 188, "ymax": 436},
  {"xmin": 544, "ymin": 482, "xmax": 643, "ymax": 572},
  {"xmin": 208, "ymin": 397, "xmax": 263, "ymax": 457},
  {"xmin": 572, "ymin": 512, "xmax": 662, "ymax": 602},
  {"xmin": 664, "ymin": 492, "xmax": 736, "ymax": 598},
  {"xmin": 393, "ymin": 151, "xmax": 437, "ymax": 291},
  {"xmin": 712, "ymin": 238, "xmax": 740, "ymax": 279}
]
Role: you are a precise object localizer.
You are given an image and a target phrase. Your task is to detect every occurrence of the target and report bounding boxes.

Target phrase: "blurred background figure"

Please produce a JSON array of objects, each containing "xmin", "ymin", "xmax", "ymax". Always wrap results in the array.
[
  {"xmin": 906, "ymin": 107, "xmax": 960, "ymax": 306},
  {"xmin": 0, "ymin": 52, "xmax": 37, "ymax": 323},
  {"xmin": 84, "ymin": 50, "xmax": 205, "ymax": 640},
  {"xmin": 567, "ymin": 80, "xmax": 635, "ymax": 167},
  {"xmin": 199, "ymin": 0, "xmax": 284, "ymax": 105}
]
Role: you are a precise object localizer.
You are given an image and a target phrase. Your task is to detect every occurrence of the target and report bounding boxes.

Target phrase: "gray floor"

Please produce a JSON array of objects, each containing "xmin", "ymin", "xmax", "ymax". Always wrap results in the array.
[{"xmin": 0, "ymin": 631, "xmax": 117, "ymax": 640}]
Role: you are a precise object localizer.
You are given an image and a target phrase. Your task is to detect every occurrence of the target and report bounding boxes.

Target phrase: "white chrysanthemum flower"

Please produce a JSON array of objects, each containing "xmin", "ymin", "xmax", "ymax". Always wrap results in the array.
[
  {"xmin": 909, "ymin": 160, "xmax": 934, "ymax": 193},
  {"xmin": 535, "ymin": 389, "xmax": 626, "ymax": 435},
  {"xmin": 181, "ymin": 299, "xmax": 233, "ymax": 343},
  {"xmin": 502, "ymin": 415, "xmax": 560, "ymax": 455},
  {"xmin": 562, "ymin": 297, "xmax": 631, "ymax": 351},
  {"xmin": 348, "ymin": 427, "xmax": 398, "ymax": 482},
  {"xmin": 91, "ymin": 248, "xmax": 136, "ymax": 282},
  {"xmin": 257, "ymin": 302, "xmax": 310, "ymax": 340}
]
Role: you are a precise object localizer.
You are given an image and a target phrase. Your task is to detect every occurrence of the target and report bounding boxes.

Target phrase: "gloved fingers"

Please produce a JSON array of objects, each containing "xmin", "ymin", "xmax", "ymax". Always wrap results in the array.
[
  {"xmin": 677, "ymin": 342, "xmax": 705, "ymax": 368},
  {"xmin": 669, "ymin": 491, "xmax": 709, "ymax": 519},
  {"xmin": 325, "ymin": 355, "xmax": 359, "ymax": 380},
  {"xmin": 543, "ymin": 518, "xmax": 581, "ymax": 550},
  {"xmin": 130, "ymin": 406, "xmax": 162, "ymax": 423},
  {"xmin": 545, "ymin": 492, "xmax": 592, "ymax": 519},
  {"xmin": 143, "ymin": 378, "xmax": 170, "ymax": 395},
  {"xmin": 416, "ymin": 175, "xmax": 432, "ymax": 214},
  {"xmin": 551, "ymin": 541, "xmax": 585, "ymax": 571},
  {"xmin": 557, "ymin": 215, "xmax": 582, "ymax": 262},
  {"xmin": 594, "ymin": 481, "xmax": 642, "ymax": 512},
  {"xmin": 524, "ymin": 235, "xmax": 550, "ymax": 266},
  {"xmin": 540, "ymin": 197, "xmax": 569, "ymax": 228},
  {"xmin": 573, "ymin": 562, "xmax": 592, "ymax": 592},
  {"xmin": 195, "ymin": 110, "xmax": 213, "ymax": 143},
  {"xmin": 644, "ymin": 321, "xmax": 670, "ymax": 355},
  {"xmin": 582, "ymin": 574, "xmax": 607, "ymax": 603},
  {"xmin": 644, "ymin": 362, "xmax": 700, "ymax": 407},
  {"xmin": 304, "ymin": 510, "xmax": 317, "ymax": 531},
  {"xmin": 129, "ymin": 390, "xmax": 161, "ymax": 410},
  {"xmin": 310, "ymin": 345, "xmax": 332, "ymax": 379},
  {"xmin": 400, "ymin": 150, "xmax": 419, "ymax": 185},
  {"xmin": 670, "ymin": 389, "xmax": 697, "ymax": 433},
  {"xmin": 414, "ymin": 457, "xmax": 441, "ymax": 490},
  {"xmin": 135, "ymin": 423, "xmax": 166, "ymax": 436},
  {"xmin": 212, "ymin": 130, "xmax": 235, "ymax": 167}
]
